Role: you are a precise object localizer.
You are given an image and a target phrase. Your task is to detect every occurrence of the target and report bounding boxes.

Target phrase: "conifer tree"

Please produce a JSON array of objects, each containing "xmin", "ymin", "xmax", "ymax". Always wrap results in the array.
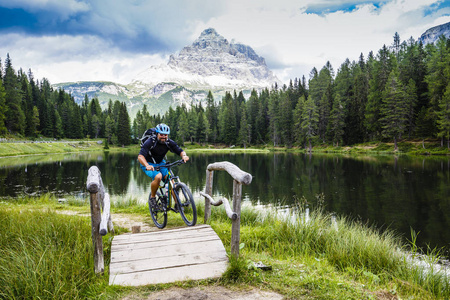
[
  {"xmin": 301, "ymin": 95, "xmax": 319, "ymax": 151},
  {"xmin": 365, "ymin": 45, "xmax": 394, "ymax": 140},
  {"xmin": 0, "ymin": 80, "xmax": 6, "ymax": 135},
  {"xmin": 437, "ymin": 83, "xmax": 450, "ymax": 149},
  {"xmin": 327, "ymin": 94, "xmax": 345, "ymax": 146},
  {"xmin": 293, "ymin": 95, "xmax": 306, "ymax": 146},
  {"xmin": 380, "ymin": 70, "xmax": 408, "ymax": 151},
  {"xmin": 117, "ymin": 103, "xmax": 131, "ymax": 145},
  {"xmin": 3, "ymin": 54, "xmax": 25, "ymax": 134},
  {"xmin": 237, "ymin": 102, "xmax": 250, "ymax": 148}
]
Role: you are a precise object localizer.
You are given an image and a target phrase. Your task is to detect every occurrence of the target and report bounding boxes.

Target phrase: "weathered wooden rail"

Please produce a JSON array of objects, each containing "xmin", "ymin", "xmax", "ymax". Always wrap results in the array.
[
  {"xmin": 200, "ymin": 161, "xmax": 252, "ymax": 257},
  {"xmin": 86, "ymin": 166, "xmax": 114, "ymax": 274}
]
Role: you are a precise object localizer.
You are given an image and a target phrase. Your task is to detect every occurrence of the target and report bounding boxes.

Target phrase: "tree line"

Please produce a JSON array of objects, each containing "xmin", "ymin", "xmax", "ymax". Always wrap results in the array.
[
  {"xmin": 1, "ymin": 32, "xmax": 450, "ymax": 149},
  {"xmin": 0, "ymin": 54, "xmax": 131, "ymax": 145}
]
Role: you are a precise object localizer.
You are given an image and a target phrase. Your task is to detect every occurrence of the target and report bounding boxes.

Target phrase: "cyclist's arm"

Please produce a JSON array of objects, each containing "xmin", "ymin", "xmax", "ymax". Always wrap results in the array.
[
  {"xmin": 138, "ymin": 154, "xmax": 154, "ymax": 171},
  {"xmin": 180, "ymin": 151, "xmax": 189, "ymax": 163}
]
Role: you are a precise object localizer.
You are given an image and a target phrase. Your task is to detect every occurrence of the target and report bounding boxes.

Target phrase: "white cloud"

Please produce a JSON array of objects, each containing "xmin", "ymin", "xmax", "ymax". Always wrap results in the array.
[
  {"xmin": 0, "ymin": 33, "xmax": 167, "ymax": 84},
  {"xmin": 1, "ymin": 0, "xmax": 449, "ymax": 85},
  {"xmin": 191, "ymin": 0, "xmax": 450, "ymax": 82}
]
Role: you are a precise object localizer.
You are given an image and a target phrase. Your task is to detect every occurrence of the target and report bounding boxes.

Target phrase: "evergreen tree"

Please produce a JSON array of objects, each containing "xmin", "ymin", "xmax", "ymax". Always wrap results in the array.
[
  {"xmin": 3, "ymin": 54, "xmax": 25, "ymax": 134},
  {"xmin": 301, "ymin": 95, "xmax": 319, "ymax": 151},
  {"xmin": 437, "ymin": 83, "xmax": 450, "ymax": 149},
  {"xmin": 327, "ymin": 94, "xmax": 345, "ymax": 146},
  {"xmin": 117, "ymin": 103, "xmax": 131, "ymax": 145},
  {"xmin": 380, "ymin": 70, "xmax": 408, "ymax": 151},
  {"xmin": 0, "ymin": 80, "xmax": 6, "ymax": 135},
  {"xmin": 218, "ymin": 92, "xmax": 237, "ymax": 145},
  {"xmin": 54, "ymin": 110, "xmax": 64, "ymax": 139},
  {"xmin": 293, "ymin": 95, "xmax": 306, "ymax": 146},
  {"xmin": 105, "ymin": 115, "xmax": 115, "ymax": 144},
  {"xmin": 178, "ymin": 111, "xmax": 189, "ymax": 145},
  {"xmin": 237, "ymin": 102, "xmax": 250, "ymax": 148},
  {"xmin": 425, "ymin": 36, "xmax": 450, "ymax": 137},
  {"xmin": 365, "ymin": 45, "xmax": 394, "ymax": 140},
  {"xmin": 404, "ymin": 79, "xmax": 418, "ymax": 138}
]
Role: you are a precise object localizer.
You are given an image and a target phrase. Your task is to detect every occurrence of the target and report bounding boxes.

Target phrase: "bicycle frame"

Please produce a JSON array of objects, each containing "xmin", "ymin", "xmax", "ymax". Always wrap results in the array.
[
  {"xmin": 155, "ymin": 159, "xmax": 184, "ymax": 211},
  {"xmin": 150, "ymin": 159, "xmax": 197, "ymax": 228},
  {"xmin": 160, "ymin": 168, "xmax": 181, "ymax": 212}
]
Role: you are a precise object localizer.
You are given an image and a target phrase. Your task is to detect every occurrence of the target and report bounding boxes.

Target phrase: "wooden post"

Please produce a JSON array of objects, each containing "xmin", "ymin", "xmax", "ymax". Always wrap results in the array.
[
  {"xmin": 89, "ymin": 191, "xmax": 104, "ymax": 274},
  {"xmin": 204, "ymin": 169, "xmax": 214, "ymax": 223},
  {"xmin": 202, "ymin": 161, "xmax": 252, "ymax": 258},
  {"xmin": 231, "ymin": 180, "xmax": 242, "ymax": 257},
  {"xmin": 86, "ymin": 166, "xmax": 105, "ymax": 274}
]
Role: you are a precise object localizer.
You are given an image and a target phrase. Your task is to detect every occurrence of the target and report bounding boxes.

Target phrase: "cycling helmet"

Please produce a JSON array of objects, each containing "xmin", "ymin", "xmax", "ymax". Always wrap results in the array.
[{"xmin": 155, "ymin": 123, "xmax": 170, "ymax": 135}]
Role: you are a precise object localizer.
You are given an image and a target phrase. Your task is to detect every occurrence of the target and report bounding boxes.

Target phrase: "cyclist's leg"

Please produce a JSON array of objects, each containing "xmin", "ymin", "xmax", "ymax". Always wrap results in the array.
[{"xmin": 140, "ymin": 163, "xmax": 160, "ymax": 198}]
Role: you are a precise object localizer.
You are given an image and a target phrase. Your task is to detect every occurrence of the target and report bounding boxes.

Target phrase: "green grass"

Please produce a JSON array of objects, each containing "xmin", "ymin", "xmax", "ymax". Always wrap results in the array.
[
  {"xmin": 1, "ymin": 195, "xmax": 449, "ymax": 299},
  {"xmin": 0, "ymin": 206, "xmax": 109, "ymax": 299}
]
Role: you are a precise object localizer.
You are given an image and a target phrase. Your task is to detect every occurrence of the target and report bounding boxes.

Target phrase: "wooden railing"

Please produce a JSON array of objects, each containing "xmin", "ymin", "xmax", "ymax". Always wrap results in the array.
[
  {"xmin": 200, "ymin": 161, "xmax": 252, "ymax": 258},
  {"xmin": 86, "ymin": 166, "xmax": 114, "ymax": 274}
]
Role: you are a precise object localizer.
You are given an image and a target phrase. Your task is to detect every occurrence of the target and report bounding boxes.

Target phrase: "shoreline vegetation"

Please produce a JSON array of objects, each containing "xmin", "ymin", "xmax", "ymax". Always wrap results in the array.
[
  {"xmin": 1, "ymin": 194, "xmax": 449, "ymax": 299},
  {"xmin": 0, "ymin": 138, "xmax": 449, "ymax": 158}
]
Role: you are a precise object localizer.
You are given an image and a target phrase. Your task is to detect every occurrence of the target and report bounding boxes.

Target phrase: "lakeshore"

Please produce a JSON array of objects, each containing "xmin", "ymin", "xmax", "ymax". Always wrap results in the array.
[{"xmin": 1, "ymin": 138, "xmax": 449, "ymax": 158}]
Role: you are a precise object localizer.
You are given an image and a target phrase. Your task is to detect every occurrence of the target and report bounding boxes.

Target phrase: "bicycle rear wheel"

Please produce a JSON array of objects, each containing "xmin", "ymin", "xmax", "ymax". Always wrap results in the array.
[
  {"xmin": 174, "ymin": 182, "xmax": 197, "ymax": 226},
  {"xmin": 149, "ymin": 191, "xmax": 167, "ymax": 229}
]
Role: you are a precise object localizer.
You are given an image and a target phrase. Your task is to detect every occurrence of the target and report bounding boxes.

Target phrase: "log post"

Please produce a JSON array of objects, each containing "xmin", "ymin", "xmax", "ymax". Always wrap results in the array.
[
  {"xmin": 202, "ymin": 161, "xmax": 252, "ymax": 258},
  {"xmin": 86, "ymin": 166, "xmax": 105, "ymax": 274},
  {"xmin": 204, "ymin": 169, "xmax": 214, "ymax": 223},
  {"xmin": 231, "ymin": 180, "xmax": 242, "ymax": 257},
  {"xmin": 89, "ymin": 191, "xmax": 104, "ymax": 274}
]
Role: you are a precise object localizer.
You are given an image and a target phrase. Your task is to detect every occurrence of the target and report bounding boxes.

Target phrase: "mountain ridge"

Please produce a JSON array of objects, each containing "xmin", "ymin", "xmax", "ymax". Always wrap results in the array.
[{"xmin": 55, "ymin": 28, "xmax": 278, "ymax": 118}]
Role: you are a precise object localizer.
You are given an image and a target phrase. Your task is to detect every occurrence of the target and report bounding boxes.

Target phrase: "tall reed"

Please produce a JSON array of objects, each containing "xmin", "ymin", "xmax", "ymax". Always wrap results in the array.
[{"xmin": 0, "ymin": 207, "xmax": 108, "ymax": 299}]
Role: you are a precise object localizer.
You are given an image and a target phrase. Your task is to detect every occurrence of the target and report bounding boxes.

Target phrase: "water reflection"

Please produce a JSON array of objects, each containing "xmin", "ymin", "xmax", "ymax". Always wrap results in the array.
[{"xmin": 0, "ymin": 152, "xmax": 449, "ymax": 255}]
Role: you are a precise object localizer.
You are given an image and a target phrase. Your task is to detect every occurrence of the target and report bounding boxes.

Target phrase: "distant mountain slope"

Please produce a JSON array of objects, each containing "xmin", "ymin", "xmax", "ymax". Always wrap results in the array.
[
  {"xmin": 419, "ymin": 21, "xmax": 450, "ymax": 44},
  {"xmin": 132, "ymin": 28, "xmax": 279, "ymax": 90},
  {"xmin": 54, "ymin": 28, "xmax": 279, "ymax": 118}
]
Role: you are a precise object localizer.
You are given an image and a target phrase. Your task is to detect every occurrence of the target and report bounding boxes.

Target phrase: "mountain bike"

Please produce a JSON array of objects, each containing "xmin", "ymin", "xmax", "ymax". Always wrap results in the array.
[{"xmin": 148, "ymin": 159, "xmax": 197, "ymax": 229}]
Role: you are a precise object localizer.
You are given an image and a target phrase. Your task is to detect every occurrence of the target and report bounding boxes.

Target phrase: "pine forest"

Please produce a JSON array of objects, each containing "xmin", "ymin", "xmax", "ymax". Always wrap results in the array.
[{"xmin": 1, "ymin": 33, "xmax": 450, "ymax": 149}]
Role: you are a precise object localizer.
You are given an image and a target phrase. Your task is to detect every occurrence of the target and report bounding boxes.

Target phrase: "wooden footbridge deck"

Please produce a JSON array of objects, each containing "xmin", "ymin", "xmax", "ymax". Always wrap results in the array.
[{"xmin": 109, "ymin": 225, "xmax": 228, "ymax": 286}]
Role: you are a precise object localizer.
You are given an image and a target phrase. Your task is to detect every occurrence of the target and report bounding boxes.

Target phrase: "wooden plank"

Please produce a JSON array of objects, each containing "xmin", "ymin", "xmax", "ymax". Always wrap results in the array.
[
  {"xmin": 111, "ymin": 234, "xmax": 220, "ymax": 252},
  {"xmin": 110, "ymin": 261, "xmax": 228, "ymax": 286},
  {"xmin": 112, "ymin": 225, "xmax": 212, "ymax": 243},
  {"xmin": 110, "ymin": 250, "xmax": 227, "ymax": 274},
  {"xmin": 111, "ymin": 239, "xmax": 225, "ymax": 262},
  {"xmin": 112, "ymin": 229, "xmax": 217, "ymax": 245},
  {"xmin": 109, "ymin": 225, "xmax": 229, "ymax": 286}
]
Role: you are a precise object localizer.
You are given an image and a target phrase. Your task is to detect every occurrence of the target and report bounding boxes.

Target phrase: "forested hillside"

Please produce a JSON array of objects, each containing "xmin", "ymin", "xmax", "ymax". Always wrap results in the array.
[{"xmin": 1, "ymin": 33, "xmax": 450, "ymax": 149}]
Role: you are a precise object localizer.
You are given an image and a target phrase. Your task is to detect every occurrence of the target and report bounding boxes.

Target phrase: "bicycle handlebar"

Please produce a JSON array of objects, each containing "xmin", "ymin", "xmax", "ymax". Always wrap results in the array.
[{"xmin": 154, "ymin": 159, "xmax": 186, "ymax": 171}]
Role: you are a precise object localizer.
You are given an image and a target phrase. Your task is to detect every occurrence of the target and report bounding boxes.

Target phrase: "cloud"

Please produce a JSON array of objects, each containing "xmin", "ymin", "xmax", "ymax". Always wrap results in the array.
[
  {"xmin": 0, "ymin": 0, "xmax": 449, "ymax": 85},
  {"xmin": 193, "ymin": 0, "xmax": 450, "ymax": 83}
]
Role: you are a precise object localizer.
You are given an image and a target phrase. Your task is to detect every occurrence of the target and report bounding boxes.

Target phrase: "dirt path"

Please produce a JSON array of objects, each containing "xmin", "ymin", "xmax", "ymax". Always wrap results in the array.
[{"xmin": 121, "ymin": 286, "xmax": 284, "ymax": 300}]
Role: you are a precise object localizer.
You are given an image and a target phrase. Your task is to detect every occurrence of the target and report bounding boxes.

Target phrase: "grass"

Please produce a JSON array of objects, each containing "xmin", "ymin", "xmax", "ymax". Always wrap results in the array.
[
  {"xmin": 1, "ymin": 195, "xmax": 449, "ymax": 299},
  {"xmin": 0, "ymin": 206, "xmax": 109, "ymax": 299}
]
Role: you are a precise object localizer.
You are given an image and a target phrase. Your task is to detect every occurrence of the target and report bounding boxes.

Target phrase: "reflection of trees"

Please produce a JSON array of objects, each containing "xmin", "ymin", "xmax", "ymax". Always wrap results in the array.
[{"xmin": 1, "ymin": 152, "xmax": 450, "ymax": 253}]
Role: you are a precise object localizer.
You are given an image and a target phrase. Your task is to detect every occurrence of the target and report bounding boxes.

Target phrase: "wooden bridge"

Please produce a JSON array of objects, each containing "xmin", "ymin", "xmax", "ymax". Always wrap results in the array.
[
  {"xmin": 87, "ymin": 162, "xmax": 252, "ymax": 286},
  {"xmin": 108, "ymin": 225, "xmax": 228, "ymax": 286}
]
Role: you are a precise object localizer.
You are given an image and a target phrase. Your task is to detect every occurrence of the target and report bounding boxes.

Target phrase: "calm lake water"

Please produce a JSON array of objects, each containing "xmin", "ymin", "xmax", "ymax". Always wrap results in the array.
[{"xmin": 1, "ymin": 151, "xmax": 449, "ymax": 255}]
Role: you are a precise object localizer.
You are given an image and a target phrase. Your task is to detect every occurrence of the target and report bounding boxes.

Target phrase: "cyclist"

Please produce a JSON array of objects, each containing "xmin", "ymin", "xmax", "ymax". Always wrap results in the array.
[{"xmin": 138, "ymin": 123, "xmax": 189, "ymax": 206}]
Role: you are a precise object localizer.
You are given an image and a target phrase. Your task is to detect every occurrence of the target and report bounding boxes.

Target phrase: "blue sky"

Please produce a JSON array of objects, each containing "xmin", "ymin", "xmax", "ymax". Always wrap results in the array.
[{"xmin": 0, "ymin": 0, "xmax": 449, "ymax": 85}]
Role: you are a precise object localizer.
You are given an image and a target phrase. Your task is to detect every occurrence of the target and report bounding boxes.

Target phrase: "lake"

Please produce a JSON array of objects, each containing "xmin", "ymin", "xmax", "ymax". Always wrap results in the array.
[{"xmin": 1, "ymin": 151, "xmax": 449, "ymax": 255}]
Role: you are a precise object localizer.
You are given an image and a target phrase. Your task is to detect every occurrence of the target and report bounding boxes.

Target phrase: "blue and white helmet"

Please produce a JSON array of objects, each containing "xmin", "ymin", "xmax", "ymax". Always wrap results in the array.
[{"xmin": 155, "ymin": 123, "xmax": 170, "ymax": 135}]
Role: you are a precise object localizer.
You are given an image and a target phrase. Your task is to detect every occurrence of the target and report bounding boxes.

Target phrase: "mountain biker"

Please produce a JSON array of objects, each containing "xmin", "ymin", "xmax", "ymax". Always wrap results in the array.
[{"xmin": 138, "ymin": 123, "xmax": 189, "ymax": 206}]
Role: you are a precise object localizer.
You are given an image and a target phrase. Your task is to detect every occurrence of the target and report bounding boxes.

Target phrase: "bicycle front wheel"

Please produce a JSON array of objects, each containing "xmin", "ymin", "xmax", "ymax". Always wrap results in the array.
[
  {"xmin": 149, "ymin": 191, "xmax": 167, "ymax": 229},
  {"xmin": 174, "ymin": 182, "xmax": 197, "ymax": 226}
]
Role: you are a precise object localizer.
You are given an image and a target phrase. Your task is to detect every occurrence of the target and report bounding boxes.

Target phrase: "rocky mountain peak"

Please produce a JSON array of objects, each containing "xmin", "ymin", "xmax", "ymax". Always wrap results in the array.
[
  {"xmin": 163, "ymin": 28, "xmax": 276, "ymax": 87},
  {"xmin": 419, "ymin": 21, "xmax": 450, "ymax": 44}
]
